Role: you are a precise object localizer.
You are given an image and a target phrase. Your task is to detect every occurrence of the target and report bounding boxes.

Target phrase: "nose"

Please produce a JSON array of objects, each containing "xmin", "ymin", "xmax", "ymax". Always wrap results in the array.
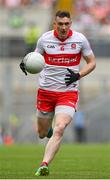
[{"xmin": 62, "ymin": 24, "xmax": 66, "ymax": 30}]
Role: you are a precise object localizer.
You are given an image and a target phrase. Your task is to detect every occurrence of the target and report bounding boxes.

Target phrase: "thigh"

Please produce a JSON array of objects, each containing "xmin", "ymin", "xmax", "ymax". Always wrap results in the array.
[
  {"xmin": 37, "ymin": 117, "xmax": 52, "ymax": 130},
  {"xmin": 36, "ymin": 89, "xmax": 56, "ymax": 112},
  {"xmin": 54, "ymin": 105, "xmax": 75, "ymax": 133},
  {"xmin": 36, "ymin": 89, "xmax": 56, "ymax": 132},
  {"xmin": 36, "ymin": 110, "xmax": 54, "ymax": 132},
  {"xmin": 54, "ymin": 112, "xmax": 72, "ymax": 132}
]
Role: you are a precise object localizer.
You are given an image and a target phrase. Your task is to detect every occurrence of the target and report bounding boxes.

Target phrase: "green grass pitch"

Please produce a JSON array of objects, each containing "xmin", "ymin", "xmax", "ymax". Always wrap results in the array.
[{"xmin": 0, "ymin": 143, "xmax": 110, "ymax": 179}]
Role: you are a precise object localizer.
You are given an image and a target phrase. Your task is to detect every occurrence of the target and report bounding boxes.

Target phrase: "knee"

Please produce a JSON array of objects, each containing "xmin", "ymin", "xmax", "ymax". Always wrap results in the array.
[
  {"xmin": 37, "ymin": 117, "xmax": 52, "ymax": 139},
  {"xmin": 37, "ymin": 129, "xmax": 46, "ymax": 139},
  {"xmin": 54, "ymin": 124, "xmax": 65, "ymax": 138}
]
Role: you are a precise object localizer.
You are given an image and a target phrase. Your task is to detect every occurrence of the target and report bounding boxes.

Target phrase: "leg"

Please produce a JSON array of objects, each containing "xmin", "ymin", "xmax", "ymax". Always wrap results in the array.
[
  {"xmin": 42, "ymin": 112, "xmax": 72, "ymax": 164},
  {"xmin": 36, "ymin": 111, "xmax": 54, "ymax": 139},
  {"xmin": 36, "ymin": 89, "xmax": 55, "ymax": 139},
  {"xmin": 35, "ymin": 90, "xmax": 78, "ymax": 176},
  {"xmin": 35, "ymin": 112, "xmax": 73, "ymax": 176},
  {"xmin": 37, "ymin": 117, "xmax": 53, "ymax": 138},
  {"xmin": 41, "ymin": 106, "xmax": 75, "ymax": 164}
]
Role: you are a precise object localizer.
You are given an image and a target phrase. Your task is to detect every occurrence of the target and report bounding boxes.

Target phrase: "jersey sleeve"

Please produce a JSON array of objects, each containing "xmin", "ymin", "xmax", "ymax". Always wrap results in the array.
[
  {"xmin": 35, "ymin": 36, "xmax": 44, "ymax": 55},
  {"xmin": 81, "ymin": 35, "xmax": 94, "ymax": 57}
]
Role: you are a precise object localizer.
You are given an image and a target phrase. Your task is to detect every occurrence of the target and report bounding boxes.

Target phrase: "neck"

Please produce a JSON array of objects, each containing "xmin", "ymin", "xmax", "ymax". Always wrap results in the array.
[{"xmin": 54, "ymin": 29, "xmax": 73, "ymax": 42}]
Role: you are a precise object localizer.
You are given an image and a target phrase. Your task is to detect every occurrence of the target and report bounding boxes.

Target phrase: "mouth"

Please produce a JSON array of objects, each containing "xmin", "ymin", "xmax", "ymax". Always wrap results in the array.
[
  {"xmin": 62, "ymin": 30, "xmax": 66, "ymax": 34},
  {"xmin": 61, "ymin": 31, "xmax": 67, "ymax": 36}
]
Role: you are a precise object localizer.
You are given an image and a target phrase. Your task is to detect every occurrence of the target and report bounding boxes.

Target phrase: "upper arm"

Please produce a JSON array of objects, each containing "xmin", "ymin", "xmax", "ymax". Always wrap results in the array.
[
  {"xmin": 83, "ymin": 54, "xmax": 95, "ymax": 65},
  {"xmin": 81, "ymin": 35, "xmax": 94, "ymax": 57},
  {"xmin": 35, "ymin": 36, "xmax": 44, "ymax": 55},
  {"xmin": 81, "ymin": 35, "xmax": 96, "ymax": 67}
]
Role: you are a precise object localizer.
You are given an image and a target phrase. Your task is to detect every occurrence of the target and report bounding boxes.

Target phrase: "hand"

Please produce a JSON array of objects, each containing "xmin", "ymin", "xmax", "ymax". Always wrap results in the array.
[
  {"xmin": 65, "ymin": 68, "xmax": 80, "ymax": 86},
  {"xmin": 19, "ymin": 61, "xmax": 27, "ymax": 75}
]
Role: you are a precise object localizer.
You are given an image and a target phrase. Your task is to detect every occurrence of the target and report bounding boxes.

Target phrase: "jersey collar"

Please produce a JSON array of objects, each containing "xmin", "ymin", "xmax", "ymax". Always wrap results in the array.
[{"xmin": 54, "ymin": 29, "xmax": 73, "ymax": 42}]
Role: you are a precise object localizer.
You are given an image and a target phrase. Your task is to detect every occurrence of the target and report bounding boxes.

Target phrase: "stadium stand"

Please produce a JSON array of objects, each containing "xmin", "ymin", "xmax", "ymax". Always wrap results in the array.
[{"xmin": 0, "ymin": 0, "xmax": 110, "ymax": 143}]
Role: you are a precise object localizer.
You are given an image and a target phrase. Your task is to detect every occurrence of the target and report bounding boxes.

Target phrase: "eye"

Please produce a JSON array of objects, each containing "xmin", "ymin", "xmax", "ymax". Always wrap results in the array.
[
  {"xmin": 58, "ymin": 22, "xmax": 63, "ymax": 26},
  {"xmin": 58, "ymin": 22, "xmax": 70, "ymax": 26},
  {"xmin": 65, "ymin": 22, "xmax": 69, "ymax": 26}
]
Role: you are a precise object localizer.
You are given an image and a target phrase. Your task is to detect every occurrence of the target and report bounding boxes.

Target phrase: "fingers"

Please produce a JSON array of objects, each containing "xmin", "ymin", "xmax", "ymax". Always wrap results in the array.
[
  {"xmin": 24, "ymin": 71, "xmax": 27, "ymax": 75},
  {"xmin": 20, "ymin": 62, "xmax": 27, "ymax": 75},
  {"xmin": 65, "ymin": 77, "xmax": 71, "ymax": 86},
  {"xmin": 65, "ymin": 74, "xmax": 71, "ymax": 77},
  {"xmin": 20, "ymin": 63, "xmax": 25, "ymax": 70},
  {"xmin": 22, "ymin": 68, "xmax": 27, "ymax": 75},
  {"xmin": 65, "ymin": 81, "xmax": 71, "ymax": 86},
  {"xmin": 65, "ymin": 70, "xmax": 72, "ymax": 86},
  {"xmin": 67, "ymin": 68, "xmax": 74, "ymax": 74},
  {"xmin": 65, "ymin": 77, "xmax": 70, "ymax": 81}
]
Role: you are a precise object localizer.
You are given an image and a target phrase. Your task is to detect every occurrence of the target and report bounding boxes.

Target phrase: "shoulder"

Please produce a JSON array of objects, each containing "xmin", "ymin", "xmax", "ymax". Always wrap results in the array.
[
  {"xmin": 40, "ymin": 30, "xmax": 54, "ymax": 40},
  {"xmin": 73, "ymin": 30, "xmax": 88, "ymax": 42}
]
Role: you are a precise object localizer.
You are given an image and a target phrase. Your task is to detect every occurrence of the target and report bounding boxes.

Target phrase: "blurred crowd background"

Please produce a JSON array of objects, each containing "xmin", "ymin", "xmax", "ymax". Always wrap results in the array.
[{"xmin": 0, "ymin": 0, "xmax": 110, "ymax": 145}]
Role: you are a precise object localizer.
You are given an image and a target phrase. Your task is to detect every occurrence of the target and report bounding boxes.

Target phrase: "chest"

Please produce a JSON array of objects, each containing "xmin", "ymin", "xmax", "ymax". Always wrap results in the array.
[{"xmin": 43, "ymin": 40, "xmax": 83, "ymax": 54}]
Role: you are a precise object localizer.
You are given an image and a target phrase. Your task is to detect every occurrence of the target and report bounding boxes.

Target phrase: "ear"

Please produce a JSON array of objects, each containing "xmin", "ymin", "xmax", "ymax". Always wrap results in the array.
[
  {"xmin": 53, "ymin": 21, "xmax": 56, "ymax": 29},
  {"xmin": 69, "ymin": 20, "xmax": 72, "ymax": 26}
]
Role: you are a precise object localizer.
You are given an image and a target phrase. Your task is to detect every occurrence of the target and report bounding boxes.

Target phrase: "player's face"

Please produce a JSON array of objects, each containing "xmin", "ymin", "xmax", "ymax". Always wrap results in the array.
[{"xmin": 54, "ymin": 16, "xmax": 72, "ymax": 40}]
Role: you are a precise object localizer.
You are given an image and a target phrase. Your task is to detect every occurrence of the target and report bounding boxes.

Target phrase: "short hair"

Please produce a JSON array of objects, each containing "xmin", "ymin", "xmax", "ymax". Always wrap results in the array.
[{"xmin": 55, "ymin": 11, "xmax": 71, "ymax": 18}]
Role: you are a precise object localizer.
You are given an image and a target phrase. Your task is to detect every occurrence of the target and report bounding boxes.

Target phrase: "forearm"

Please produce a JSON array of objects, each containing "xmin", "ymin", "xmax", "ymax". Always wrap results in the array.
[
  {"xmin": 79, "ymin": 55, "xmax": 96, "ymax": 78},
  {"xmin": 79, "ymin": 61, "xmax": 96, "ymax": 78}
]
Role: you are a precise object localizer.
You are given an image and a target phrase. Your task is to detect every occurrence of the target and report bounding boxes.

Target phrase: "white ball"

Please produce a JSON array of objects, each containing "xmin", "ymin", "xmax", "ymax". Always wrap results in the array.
[{"xmin": 25, "ymin": 52, "xmax": 45, "ymax": 74}]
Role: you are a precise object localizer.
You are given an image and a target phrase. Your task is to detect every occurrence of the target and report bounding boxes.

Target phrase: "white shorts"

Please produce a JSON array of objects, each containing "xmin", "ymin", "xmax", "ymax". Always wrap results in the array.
[
  {"xmin": 55, "ymin": 105, "xmax": 75, "ymax": 118},
  {"xmin": 37, "ymin": 105, "xmax": 75, "ymax": 119}
]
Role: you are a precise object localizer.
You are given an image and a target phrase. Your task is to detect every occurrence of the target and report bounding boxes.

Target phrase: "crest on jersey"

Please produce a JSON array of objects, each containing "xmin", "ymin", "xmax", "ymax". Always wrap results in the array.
[{"xmin": 71, "ymin": 43, "xmax": 76, "ymax": 49}]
